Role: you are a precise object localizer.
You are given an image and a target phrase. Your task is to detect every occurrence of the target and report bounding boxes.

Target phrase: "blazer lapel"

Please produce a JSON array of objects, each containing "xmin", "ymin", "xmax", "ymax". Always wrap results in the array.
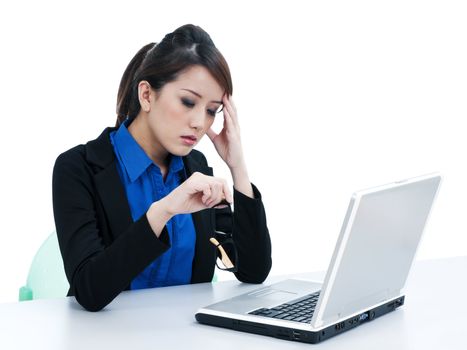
[
  {"xmin": 87, "ymin": 128, "xmax": 216, "ymax": 282},
  {"xmin": 94, "ymin": 164, "xmax": 133, "ymax": 238},
  {"xmin": 86, "ymin": 127, "xmax": 133, "ymax": 239}
]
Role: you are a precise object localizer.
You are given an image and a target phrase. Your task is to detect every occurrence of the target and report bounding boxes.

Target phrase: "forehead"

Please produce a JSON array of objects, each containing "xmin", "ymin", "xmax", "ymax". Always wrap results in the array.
[{"xmin": 167, "ymin": 65, "xmax": 224, "ymax": 100}]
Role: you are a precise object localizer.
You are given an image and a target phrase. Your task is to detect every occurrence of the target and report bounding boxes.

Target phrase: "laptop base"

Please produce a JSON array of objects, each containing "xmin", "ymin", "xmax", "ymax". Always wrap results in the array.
[{"xmin": 196, "ymin": 296, "xmax": 404, "ymax": 344}]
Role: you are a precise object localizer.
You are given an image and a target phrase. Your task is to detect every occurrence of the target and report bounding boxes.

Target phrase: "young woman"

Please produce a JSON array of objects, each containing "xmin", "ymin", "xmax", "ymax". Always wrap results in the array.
[{"xmin": 52, "ymin": 24, "xmax": 271, "ymax": 312}]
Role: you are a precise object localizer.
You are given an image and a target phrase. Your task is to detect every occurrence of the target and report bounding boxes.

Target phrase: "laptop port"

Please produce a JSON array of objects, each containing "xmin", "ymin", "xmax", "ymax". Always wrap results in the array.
[
  {"xmin": 334, "ymin": 322, "xmax": 345, "ymax": 330},
  {"xmin": 292, "ymin": 331, "xmax": 301, "ymax": 340},
  {"xmin": 359, "ymin": 313, "xmax": 369, "ymax": 322},
  {"xmin": 388, "ymin": 297, "xmax": 404, "ymax": 310}
]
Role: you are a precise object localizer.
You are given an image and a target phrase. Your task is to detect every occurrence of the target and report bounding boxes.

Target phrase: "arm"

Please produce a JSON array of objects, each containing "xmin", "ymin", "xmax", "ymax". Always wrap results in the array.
[
  {"xmin": 215, "ymin": 183, "xmax": 272, "ymax": 284},
  {"xmin": 52, "ymin": 149, "xmax": 171, "ymax": 311},
  {"xmin": 230, "ymin": 162, "xmax": 254, "ymax": 199},
  {"xmin": 53, "ymin": 148, "xmax": 233, "ymax": 311},
  {"xmin": 206, "ymin": 95, "xmax": 272, "ymax": 282}
]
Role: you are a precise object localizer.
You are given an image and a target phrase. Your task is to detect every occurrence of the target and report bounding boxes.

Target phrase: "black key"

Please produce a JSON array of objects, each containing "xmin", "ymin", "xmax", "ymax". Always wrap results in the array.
[
  {"xmin": 249, "ymin": 308, "xmax": 266, "ymax": 315},
  {"xmin": 293, "ymin": 316, "xmax": 308, "ymax": 322},
  {"xmin": 271, "ymin": 306, "xmax": 284, "ymax": 311},
  {"xmin": 266, "ymin": 310, "xmax": 283, "ymax": 318}
]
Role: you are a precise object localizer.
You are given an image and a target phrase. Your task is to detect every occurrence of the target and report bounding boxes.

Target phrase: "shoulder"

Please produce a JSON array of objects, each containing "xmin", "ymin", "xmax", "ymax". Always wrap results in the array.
[
  {"xmin": 52, "ymin": 144, "xmax": 97, "ymax": 192},
  {"xmin": 188, "ymin": 149, "xmax": 209, "ymax": 166},
  {"xmin": 182, "ymin": 148, "xmax": 213, "ymax": 177},
  {"xmin": 54, "ymin": 144, "xmax": 87, "ymax": 171},
  {"xmin": 54, "ymin": 127, "xmax": 117, "ymax": 174}
]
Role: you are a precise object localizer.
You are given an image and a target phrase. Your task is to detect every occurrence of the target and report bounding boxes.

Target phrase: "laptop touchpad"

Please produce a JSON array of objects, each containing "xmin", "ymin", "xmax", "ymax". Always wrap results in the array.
[{"xmin": 248, "ymin": 289, "xmax": 297, "ymax": 301}]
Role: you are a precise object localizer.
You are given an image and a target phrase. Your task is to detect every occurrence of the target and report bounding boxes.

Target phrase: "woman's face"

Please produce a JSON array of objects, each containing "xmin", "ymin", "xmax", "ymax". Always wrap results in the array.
[{"xmin": 142, "ymin": 65, "xmax": 224, "ymax": 158}]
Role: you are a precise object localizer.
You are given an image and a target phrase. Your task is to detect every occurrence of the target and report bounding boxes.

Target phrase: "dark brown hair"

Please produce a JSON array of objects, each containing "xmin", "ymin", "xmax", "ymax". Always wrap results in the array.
[{"xmin": 116, "ymin": 24, "xmax": 233, "ymax": 126}]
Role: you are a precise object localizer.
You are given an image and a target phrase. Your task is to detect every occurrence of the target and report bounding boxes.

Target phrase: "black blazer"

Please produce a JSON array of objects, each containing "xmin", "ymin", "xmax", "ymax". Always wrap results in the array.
[{"xmin": 52, "ymin": 127, "xmax": 272, "ymax": 311}]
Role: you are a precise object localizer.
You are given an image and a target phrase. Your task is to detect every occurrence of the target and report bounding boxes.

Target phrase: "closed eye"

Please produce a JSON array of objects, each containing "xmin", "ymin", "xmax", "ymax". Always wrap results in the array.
[
  {"xmin": 207, "ymin": 109, "xmax": 217, "ymax": 117},
  {"xmin": 181, "ymin": 98, "xmax": 195, "ymax": 108},
  {"xmin": 182, "ymin": 98, "xmax": 219, "ymax": 117},
  {"xmin": 208, "ymin": 105, "xmax": 224, "ymax": 116}
]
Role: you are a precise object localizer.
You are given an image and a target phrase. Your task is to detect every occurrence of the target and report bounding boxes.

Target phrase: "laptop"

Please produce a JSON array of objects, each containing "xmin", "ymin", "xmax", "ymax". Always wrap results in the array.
[{"xmin": 195, "ymin": 173, "xmax": 442, "ymax": 343}]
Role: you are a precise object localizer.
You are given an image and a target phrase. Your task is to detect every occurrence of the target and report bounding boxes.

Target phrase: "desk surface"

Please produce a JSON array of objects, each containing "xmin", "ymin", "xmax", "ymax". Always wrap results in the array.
[{"xmin": 1, "ymin": 256, "xmax": 466, "ymax": 349}]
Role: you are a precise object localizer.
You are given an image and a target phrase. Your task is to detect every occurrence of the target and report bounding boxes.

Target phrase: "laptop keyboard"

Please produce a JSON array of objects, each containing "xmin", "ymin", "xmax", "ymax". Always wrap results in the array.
[{"xmin": 248, "ymin": 291, "xmax": 321, "ymax": 323}]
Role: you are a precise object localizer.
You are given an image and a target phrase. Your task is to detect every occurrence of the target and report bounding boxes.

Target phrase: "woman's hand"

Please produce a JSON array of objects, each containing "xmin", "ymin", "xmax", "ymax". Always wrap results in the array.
[
  {"xmin": 159, "ymin": 172, "xmax": 232, "ymax": 213},
  {"xmin": 147, "ymin": 172, "xmax": 232, "ymax": 237},
  {"xmin": 206, "ymin": 95, "xmax": 254, "ymax": 198},
  {"xmin": 206, "ymin": 95, "xmax": 245, "ymax": 170}
]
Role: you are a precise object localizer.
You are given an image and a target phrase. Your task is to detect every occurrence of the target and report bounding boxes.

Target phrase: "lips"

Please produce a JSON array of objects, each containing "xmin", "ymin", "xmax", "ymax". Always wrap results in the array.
[
  {"xmin": 181, "ymin": 135, "xmax": 197, "ymax": 141},
  {"xmin": 181, "ymin": 135, "xmax": 198, "ymax": 146}
]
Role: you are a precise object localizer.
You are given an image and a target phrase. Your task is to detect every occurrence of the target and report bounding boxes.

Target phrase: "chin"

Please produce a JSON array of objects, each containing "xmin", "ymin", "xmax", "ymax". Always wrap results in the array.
[{"xmin": 169, "ymin": 145, "xmax": 193, "ymax": 157}]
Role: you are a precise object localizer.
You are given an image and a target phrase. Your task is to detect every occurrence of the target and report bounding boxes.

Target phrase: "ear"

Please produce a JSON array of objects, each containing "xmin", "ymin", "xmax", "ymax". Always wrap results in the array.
[{"xmin": 137, "ymin": 81, "xmax": 154, "ymax": 113}]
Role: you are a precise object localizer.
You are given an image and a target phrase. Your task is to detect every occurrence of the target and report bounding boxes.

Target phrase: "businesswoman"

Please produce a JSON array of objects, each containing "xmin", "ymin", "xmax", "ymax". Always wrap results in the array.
[{"xmin": 52, "ymin": 24, "xmax": 272, "ymax": 311}]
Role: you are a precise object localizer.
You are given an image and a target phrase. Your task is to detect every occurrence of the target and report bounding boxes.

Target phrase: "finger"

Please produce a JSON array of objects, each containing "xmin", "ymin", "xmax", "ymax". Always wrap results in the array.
[
  {"xmin": 222, "ymin": 179, "xmax": 233, "ymax": 204},
  {"xmin": 223, "ymin": 95, "xmax": 238, "ymax": 127},
  {"xmin": 209, "ymin": 178, "xmax": 232, "ymax": 207},
  {"xmin": 223, "ymin": 107, "xmax": 240, "ymax": 139},
  {"xmin": 212, "ymin": 198, "xmax": 230, "ymax": 209},
  {"xmin": 190, "ymin": 176, "xmax": 217, "ymax": 206},
  {"xmin": 222, "ymin": 94, "xmax": 233, "ymax": 114},
  {"xmin": 201, "ymin": 184, "xmax": 212, "ymax": 205},
  {"xmin": 189, "ymin": 173, "xmax": 208, "ymax": 193},
  {"xmin": 206, "ymin": 182, "xmax": 221, "ymax": 207},
  {"xmin": 222, "ymin": 105, "xmax": 234, "ymax": 130},
  {"xmin": 228, "ymin": 95, "xmax": 237, "ymax": 115}
]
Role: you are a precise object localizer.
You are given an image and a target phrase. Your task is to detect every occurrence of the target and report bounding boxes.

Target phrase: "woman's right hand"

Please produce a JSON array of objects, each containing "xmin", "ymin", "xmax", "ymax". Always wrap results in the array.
[
  {"xmin": 164, "ymin": 172, "xmax": 232, "ymax": 214},
  {"xmin": 146, "ymin": 172, "xmax": 233, "ymax": 237}
]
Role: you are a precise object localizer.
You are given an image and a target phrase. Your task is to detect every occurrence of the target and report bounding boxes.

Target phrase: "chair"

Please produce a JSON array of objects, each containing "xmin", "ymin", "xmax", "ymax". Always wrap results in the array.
[
  {"xmin": 18, "ymin": 231, "xmax": 69, "ymax": 301},
  {"xmin": 18, "ymin": 231, "xmax": 218, "ymax": 301}
]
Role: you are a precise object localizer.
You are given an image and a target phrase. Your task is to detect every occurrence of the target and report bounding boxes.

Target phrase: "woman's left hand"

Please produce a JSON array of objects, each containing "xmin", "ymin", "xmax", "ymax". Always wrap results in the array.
[{"xmin": 206, "ymin": 94, "xmax": 245, "ymax": 170}]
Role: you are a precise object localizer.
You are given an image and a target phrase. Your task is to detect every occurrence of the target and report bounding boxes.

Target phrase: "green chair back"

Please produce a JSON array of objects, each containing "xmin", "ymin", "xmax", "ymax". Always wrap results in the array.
[
  {"xmin": 18, "ymin": 231, "xmax": 219, "ymax": 301},
  {"xmin": 19, "ymin": 231, "xmax": 69, "ymax": 301}
]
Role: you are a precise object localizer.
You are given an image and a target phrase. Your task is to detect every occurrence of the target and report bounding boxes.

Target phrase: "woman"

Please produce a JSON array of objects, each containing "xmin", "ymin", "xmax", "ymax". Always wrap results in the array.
[{"xmin": 52, "ymin": 24, "xmax": 272, "ymax": 312}]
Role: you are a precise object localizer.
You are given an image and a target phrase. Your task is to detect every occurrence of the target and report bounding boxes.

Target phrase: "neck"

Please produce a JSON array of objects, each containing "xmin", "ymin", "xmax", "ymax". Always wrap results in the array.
[{"xmin": 127, "ymin": 114, "xmax": 169, "ymax": 170}]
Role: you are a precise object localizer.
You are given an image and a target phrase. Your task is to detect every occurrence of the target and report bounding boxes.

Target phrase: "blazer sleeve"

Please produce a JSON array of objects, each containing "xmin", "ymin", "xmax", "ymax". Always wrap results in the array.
[
  {"xmin": 52, "ymin": 148, "xmax": 171, "ymax": 311},
  {"xmin": 192, "ymin": 151, "xmax": 271, "ymax": 283},
  {"xmin": 215, "ymin": 185, "xmax": 272, "ymax": 284}
]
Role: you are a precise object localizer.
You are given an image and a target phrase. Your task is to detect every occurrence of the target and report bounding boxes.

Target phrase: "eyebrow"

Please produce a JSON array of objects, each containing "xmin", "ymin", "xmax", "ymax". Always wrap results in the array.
[{"xmin": 182, "ymin": 89, "xmax": 223, "ymax": 104}]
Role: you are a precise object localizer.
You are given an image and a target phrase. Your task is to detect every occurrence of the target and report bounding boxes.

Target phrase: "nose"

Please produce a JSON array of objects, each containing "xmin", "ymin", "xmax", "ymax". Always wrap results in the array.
[{"xmin": 189, "ymin": 109, "xmax": 206, "ymax": 130}]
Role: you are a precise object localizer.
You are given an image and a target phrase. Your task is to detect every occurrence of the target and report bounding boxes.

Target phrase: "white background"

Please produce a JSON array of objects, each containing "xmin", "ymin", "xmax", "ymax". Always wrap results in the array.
[{"xmin": 0, "ymin": 0, "xmax": 466, "ymax": 304}]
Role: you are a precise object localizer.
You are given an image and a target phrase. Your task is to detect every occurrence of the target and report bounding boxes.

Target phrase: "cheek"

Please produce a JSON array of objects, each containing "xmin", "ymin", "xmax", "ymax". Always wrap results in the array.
[
  {"xmin": 205, "ymin": 117, "xmax": 215, "ymax": 130},
  {"xmin": 153, "ymin": 101, "xmax": 183, "ymax": 129},
  {"xmin": 161, "ymin": 102, "xmax": 178, "ymax": 120}
]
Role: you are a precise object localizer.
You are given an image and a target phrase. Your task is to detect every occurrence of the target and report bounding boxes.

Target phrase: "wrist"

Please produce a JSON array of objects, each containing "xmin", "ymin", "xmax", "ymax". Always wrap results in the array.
[
  {"xmin": 230, "ymin": 163, "xmax": 253, "ymax": 198},
  {"xmin": 229, "ymin": 160, "xmax": 248, "ymax": 179},
  {"xmin": 146, "ymin": 199, "xmax": 173, "ymax": 237}
]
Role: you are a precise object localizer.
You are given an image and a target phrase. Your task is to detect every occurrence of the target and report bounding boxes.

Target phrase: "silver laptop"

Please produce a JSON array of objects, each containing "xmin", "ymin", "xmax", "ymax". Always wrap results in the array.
[{"xmin": 196, "ymin": 173, "xmax": 442, "ymax": 343}]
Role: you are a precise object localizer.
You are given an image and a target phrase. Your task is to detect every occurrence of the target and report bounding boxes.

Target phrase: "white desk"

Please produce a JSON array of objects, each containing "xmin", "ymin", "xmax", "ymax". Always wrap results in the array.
[{"xmin": 1, "ymin": 257, "xmax": 466, "ymax": 349}]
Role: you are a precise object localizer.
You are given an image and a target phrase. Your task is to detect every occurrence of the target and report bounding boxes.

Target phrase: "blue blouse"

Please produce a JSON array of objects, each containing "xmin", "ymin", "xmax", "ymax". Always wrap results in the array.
[{"xmin": 110, "ymin": 121, "xmax": 196, "ymax": 289}]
